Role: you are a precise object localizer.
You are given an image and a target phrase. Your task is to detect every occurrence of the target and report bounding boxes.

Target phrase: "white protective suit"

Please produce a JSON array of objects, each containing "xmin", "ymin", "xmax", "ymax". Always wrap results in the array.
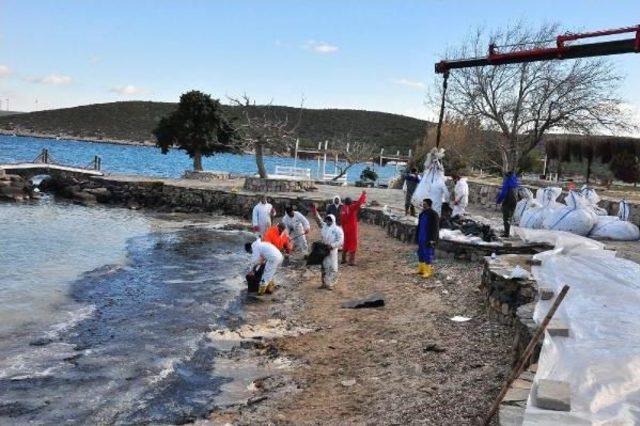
[
  {"xmin": 249, "ymin": 239, "xmax": 284, "ymax": 285},
  {"xmin": 452, "ymin": 177, "xmax": 469, "ymax": 217},
  {"xmin": 252, "ymin": 201, "xmax": 275, "ymax": 236},
  {"xmin": 282, "ymin": 211, "xmax": 311, "ymax": 253},
  {"xmin": 411, "ymin": 148, "xmax": 450, "ymax": 215},
  {"xmin": 316, "ymin": 213, "xmax": 344, "ymax": 288}
]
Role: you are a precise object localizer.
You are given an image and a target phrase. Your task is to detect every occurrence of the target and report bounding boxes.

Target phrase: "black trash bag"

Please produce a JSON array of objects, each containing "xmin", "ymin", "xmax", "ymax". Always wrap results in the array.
[
  {"xmin": 246, "ymin": 264, "xmax": 265, "ymax": 293},
  {"xmin": 306, "ymin": 241, "xmax": 331, "ymax": 266}
]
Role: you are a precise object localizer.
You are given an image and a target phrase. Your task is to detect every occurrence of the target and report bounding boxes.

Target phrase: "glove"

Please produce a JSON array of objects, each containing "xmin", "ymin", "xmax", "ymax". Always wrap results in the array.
[{"xmin": 310, "ymin": 204, "xmax": 317, "ymax": 213}]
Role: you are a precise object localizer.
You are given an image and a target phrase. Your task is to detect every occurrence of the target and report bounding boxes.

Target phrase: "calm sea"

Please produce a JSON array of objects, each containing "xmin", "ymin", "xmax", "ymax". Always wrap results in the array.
[{"xmin": 0, "ymin": 134, "xmax": 400, "ymax": 182}]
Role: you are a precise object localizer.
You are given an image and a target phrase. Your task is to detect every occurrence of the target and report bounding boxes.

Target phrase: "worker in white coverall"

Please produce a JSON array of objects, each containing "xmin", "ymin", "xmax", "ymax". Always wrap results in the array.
[
  {"xmin": 310, "ymin": 205, "xmax": 344, "ymax": 290},
  {"xmin": 451, "ymin": 174, "xmax": 469, "ymax": 217},
  {"xmin": 282, "ymin": 206, "xmax": 311, "ymax": 254},
  {"xmin": 252, "ymin": 195, "xmax": 276, "ymax": 236},
  {"xmin": 245, "ymin": 239, "xmax": 283, "ymax": 295}
]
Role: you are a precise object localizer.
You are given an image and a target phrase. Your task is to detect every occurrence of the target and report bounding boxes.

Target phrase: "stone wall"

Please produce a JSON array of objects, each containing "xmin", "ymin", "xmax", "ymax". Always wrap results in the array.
[
  {"xmin": 182, "ymin": 170, "xmax": 231, "ymax": 182},
  {"xmin": 243, "ymin": 177, "xmax": 316, "ymax": 193}
]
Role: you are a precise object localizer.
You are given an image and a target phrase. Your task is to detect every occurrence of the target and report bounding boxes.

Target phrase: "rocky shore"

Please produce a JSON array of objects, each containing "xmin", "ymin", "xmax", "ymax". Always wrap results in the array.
[{"xmin": 0, "ymin": 170, "xmax": 40, "ymax": 201}]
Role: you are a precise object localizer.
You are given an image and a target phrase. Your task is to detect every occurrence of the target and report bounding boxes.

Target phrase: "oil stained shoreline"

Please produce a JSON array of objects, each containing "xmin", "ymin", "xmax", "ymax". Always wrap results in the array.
[{"xmin": 0, "ymin": 202, "xmax": 251, "ymax": 424}]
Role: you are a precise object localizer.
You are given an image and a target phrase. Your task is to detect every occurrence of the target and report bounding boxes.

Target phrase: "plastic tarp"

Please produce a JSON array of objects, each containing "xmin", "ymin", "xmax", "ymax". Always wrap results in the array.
[{"xmin": 516, "ymin": 227, "xmax": 640, "ymax": 425}]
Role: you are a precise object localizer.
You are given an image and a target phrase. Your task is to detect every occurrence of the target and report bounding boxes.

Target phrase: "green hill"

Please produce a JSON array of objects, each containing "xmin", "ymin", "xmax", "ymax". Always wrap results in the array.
[{"xmin": 0, "ymin": 101, "xmax": 429, "ymax": 152}]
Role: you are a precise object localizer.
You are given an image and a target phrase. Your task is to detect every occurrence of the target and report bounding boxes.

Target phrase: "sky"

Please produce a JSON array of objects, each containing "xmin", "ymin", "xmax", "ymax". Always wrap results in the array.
[{"xmin": 1, "ymin": 0, "xmax": 639, "ymax": 123}]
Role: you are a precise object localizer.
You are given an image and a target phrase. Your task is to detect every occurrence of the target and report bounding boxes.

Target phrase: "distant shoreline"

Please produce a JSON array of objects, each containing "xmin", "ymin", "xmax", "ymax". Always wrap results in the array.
[{"xmin": 0, "ymin": 129, "xmax": 154, "ymax": 147}]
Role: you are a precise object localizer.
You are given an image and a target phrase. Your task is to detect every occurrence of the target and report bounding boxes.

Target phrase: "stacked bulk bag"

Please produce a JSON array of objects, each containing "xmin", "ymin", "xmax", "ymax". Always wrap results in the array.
[
  {"xmin": 542, "ymin": 191, "xmax": 596, "ymax": 236},
  {"xmin": 520, "ymin": 187, "xmax": 562, "ymax": 229},
  {"xmin": 513, "ymin": 187, "xmax": 539, "ymax": 225},
  {"xmin": 411, "ymin": 148, "xmax": 450, "ymax": 215},
  {"xmin": 580, "ymin": 186, "xmax": 608, "ymax": 216},
  {"xmin": 589, "ymin": 200, "xmax": 640, "ymax": 240}
]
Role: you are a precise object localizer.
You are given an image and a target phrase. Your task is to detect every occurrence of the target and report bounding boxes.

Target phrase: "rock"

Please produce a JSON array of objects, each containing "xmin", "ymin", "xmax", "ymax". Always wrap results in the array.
[
  {"xmin": 539, "ymin": 288, "xmax": 554, "ymax": 300},
  {"xmin": 72, "ymin": 190, "xmax": 98, "ymax": 205},
  {"xmin": 341, "ymin": 293, "xmax": 385, "ymax": 309},
  {"xmin": 84, "ymin": 187, "xmax": 112, "ymax": 202},
  {"xmin": 499, "ymin": 404, "xmax": 525, "ymax": 426},
  {"xmin": 502, "ymin": 386, "xmax": 530, "ymax": 404},
  {"xmin": 340, "ymin": 379, "xmax": 356, "ymax": 387},
  {"xmin": 547, "ymin": 320, "xmax": 570, "ymax": 337},
  {"xmin": 423, "ymin": 342, "xmax": 446, "ymax": 353},
  {"xmin": 535, "ymin": 379, "xmax": 571, "ymax": 411}
]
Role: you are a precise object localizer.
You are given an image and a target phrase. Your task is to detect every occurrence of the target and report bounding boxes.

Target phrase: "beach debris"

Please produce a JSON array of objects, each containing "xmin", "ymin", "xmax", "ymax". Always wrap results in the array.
[
  {"xmin": 450, "ymin": 315, "xmax": 471, "ymax": 322},
  {"xmin": 423, "ymin": 342, "xmax": 446, "ymax": 353},
  {"xmin": 341, "ymin": 379, "xmax": 357, "ymax": 387},
  {"xmin": 341, "ymin": 293, "xmax": 385, "ymax": 309}
]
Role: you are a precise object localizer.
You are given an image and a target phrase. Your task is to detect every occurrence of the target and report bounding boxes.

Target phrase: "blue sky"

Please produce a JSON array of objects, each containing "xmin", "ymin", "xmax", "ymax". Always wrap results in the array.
[{"xmin": 1, "ymin": 0, "xmax": 639, "ymax": 122}]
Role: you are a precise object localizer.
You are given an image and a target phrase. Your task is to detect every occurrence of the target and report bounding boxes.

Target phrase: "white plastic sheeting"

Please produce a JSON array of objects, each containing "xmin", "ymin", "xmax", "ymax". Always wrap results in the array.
[{"xmin": 515, "ymin": 227, "xmax": 640, "ymax": 425}]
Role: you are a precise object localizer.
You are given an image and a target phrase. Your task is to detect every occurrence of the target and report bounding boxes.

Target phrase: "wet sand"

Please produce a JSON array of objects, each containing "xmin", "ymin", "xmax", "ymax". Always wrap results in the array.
[{"xmin": 207, "ymin": 222, "xmax": 513, "ymax": 425}]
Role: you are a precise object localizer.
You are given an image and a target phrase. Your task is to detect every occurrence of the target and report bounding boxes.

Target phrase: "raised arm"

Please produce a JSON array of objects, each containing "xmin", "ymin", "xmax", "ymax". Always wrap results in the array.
[
  {"xmin": 355, "ymin": 190, "xmax": 367, "ymax": 208},
  {"xmin": 310, "ymin": 204, "xmax": 323, "ymax": 228}
]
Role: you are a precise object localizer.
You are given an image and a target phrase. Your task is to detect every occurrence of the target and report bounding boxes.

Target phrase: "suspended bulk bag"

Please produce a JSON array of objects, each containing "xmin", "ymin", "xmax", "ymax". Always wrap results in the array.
[{"xmin": 411, "ymin": 148, "xmax": 450, "ymax": 215}]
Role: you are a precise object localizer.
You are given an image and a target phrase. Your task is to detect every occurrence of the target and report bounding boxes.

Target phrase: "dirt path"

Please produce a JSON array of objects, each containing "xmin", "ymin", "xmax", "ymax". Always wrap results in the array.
[{"xmin": 212, "ymin": 222, "xmax": 513, "ymax": 425}]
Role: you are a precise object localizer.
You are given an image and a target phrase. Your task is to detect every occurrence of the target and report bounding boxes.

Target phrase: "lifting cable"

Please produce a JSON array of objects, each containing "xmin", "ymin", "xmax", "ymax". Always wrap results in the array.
[{"xmin": 434, "ymin": 70, "xmax": 449, "ymax": 148}]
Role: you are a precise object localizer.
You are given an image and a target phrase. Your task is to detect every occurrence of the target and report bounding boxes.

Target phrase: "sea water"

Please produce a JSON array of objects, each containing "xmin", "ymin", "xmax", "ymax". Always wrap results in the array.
[
  {"xmin": 0, "ymin": 134, "xmax": 400, "ymax": 183},
  {"xmin": 0, "ymin": 197, "xmax": 251, "ymax": 423}
]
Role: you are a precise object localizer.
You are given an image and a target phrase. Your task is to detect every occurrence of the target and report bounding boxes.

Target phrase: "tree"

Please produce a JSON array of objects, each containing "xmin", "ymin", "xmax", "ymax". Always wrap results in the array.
[
  {"xmin": 609, "ymin": 153, "xmax": 640, "ymax": 184},
  {"xmin": 411, "ymin": 117, "xmax": 493, "ymax": 174},
  {"xmin": 154, "ymin": 90, "xmax": 237, "ymax": 171},
  {"xmin": 330, "ymin": 135, "xmax": 376, "ymax": 181},
  {"xmin": 436, "ymin": 22, "xmax": 628, "ymax": 174},
  {"xmin": 228, "ymin": 95, "xmax": 302, "ymax": 178}
]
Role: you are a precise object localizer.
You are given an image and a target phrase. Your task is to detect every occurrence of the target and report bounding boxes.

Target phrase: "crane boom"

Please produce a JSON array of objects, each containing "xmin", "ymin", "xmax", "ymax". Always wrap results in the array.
[{"xmin": 435, "ymin": 25, "xmax": 640, "ymax": 73}]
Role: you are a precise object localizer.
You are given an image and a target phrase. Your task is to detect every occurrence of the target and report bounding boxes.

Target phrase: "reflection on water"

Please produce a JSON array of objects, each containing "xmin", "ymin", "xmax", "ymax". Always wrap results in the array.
[{"xmin": 0, "ymin": 199, "xmax": 251, "ymax": 424}]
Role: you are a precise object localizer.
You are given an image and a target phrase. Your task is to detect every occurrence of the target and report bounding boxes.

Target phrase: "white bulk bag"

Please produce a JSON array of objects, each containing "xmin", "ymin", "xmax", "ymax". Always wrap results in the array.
[
  {"xmin": 411, "ymin": 148, "xmax": 450, "ymax": 215},
  {"xmin": 514, "ymin": 188, "xmax": 539, "ymax": 225},
  {"xmin": 580, "ymin": 186, "xmax": 608, "ymax": 216},
  {"xmin": 589, "ymin": 215, "xmax": 640, "ymax": 241},
  {"xmin": 542, "ymin": 191, "xmax": 595, "ymax": 236}
]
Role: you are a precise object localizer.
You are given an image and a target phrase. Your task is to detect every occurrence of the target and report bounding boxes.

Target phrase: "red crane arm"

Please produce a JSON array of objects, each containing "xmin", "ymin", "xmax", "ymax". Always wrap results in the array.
[{"xmin": 435, "ymin": 25, "xmax": 640, "ymax": 73}]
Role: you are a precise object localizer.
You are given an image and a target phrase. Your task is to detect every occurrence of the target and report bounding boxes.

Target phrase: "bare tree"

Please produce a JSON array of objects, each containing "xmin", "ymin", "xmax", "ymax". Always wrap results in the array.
[
  {"xmin": 434, "ymin": 22, "xmax": 629, "ymax": 173},
  {"xmin": 228, "ymin": 95, "xmax": 302, "ymax": 178},
  {"xmin": 330, "ymin": 135, "xmax": 376, "ymax": 181}
]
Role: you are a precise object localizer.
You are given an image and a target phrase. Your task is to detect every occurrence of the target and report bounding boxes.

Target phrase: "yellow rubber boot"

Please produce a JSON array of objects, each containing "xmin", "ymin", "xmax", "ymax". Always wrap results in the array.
[
  {"xmin": 266, "ymin": 280, "xmax": 276, "ymax": 294},
  {"xmin": 417, "ymin": 262, "xmax": 425, "ymax": 275},
  {"xmin": 258, "ymin": 282, "xmax": 268, "ymax": 295},
  {"xmin": 422, "ymin": 264, "xmax": 433, "ymax": 278}
]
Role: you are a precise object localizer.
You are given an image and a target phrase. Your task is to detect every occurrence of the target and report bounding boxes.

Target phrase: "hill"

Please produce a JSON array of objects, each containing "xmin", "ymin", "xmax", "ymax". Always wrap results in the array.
[
  {"xmin": 0, "ymin": 111, "xmax": 23, "ymax": 117},
  {"xmin": 0, "ymin": 101, "xmax": 429, "ymax": 152}
]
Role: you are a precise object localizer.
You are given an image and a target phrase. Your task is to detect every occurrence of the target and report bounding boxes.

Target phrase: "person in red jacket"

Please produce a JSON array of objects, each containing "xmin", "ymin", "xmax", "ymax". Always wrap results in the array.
[{"xmin": 340, "ymin": 190, "xmax": 367, "ymax": 266}]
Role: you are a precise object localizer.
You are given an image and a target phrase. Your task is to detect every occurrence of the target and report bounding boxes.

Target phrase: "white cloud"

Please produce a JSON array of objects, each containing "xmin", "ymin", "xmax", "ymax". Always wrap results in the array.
[
  {"xmin": 109, "ymin": 85, "xmax": 147, "ymax": 96},
  {"xmin": 392, "ymin": 78, "xmax": 426, "ymax": 90},
  {"xmin": 303, "ymin": 40, "xmax": 339, "ymax": 54},
  {"xmin": 0, "ymin": 65, "xmax": 11, "ymax": 78},
  {"xmin": 26, "ymin": 74, "xmax": 73, "ymax": 85}
]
